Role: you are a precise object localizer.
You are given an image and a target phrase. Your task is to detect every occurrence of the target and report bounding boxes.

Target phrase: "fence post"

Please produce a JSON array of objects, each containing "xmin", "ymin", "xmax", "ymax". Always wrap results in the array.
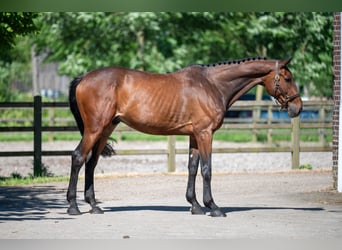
[
  {"xmin": 319, "ymin": 105, "xmax": 326, "ymax": 145},
  {"xmin": 48, "ymin": 107, "xmax": 55, "ymax": 142},
  {"xmin": 167, "ymin": 135, "xmax": 176, "ymax": 172},
  {"xmin": 291, "ymin": 116, "xmax": 300, "ymax": 169},
  {"xmin": 267, "ymin": 104, "xmax": 273, "ymax": 145},
  {"xmin": 33, "ymin": 95, "xmax": 42, "ymax": 176},
  {"xmin": 252, "ymin": 106, "xmax": 258, "ymax": 142}
]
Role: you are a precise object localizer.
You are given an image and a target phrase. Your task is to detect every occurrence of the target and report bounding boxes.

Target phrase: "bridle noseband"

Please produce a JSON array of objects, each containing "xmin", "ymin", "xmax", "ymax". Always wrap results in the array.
[{"xmin": 273, "ymin": 61, "xmax": 300, "ymax": 110}]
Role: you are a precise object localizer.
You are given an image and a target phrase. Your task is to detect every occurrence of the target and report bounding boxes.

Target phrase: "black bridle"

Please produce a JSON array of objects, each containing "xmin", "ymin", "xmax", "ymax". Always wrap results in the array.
[{"xmin": 273, "ymin": 61, "xmax": 300, "ymax": 110}]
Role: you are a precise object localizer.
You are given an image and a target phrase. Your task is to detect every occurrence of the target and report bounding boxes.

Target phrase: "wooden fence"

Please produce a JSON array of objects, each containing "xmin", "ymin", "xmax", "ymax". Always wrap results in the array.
[{"xmin": 0, "ymin": 96, "xmax": 333, "ymax": 176}]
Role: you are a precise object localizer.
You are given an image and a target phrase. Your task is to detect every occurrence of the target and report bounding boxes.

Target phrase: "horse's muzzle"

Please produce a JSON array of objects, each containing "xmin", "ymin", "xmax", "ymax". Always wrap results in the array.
[{"xmin": 287, "ymin": 101, "xmax": 303, "ymax": 118}]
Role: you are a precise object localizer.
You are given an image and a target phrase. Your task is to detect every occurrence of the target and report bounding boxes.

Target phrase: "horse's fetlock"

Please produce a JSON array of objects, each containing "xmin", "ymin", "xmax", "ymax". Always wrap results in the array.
[
  {"xmin": 204, "ymin": 199, "xmax": 214, "ymax": 208},
  {"xmin": 186, "ymin": 192, "xmax": 194, "ymax": 203},
  {"xmin": 84, "ymin": 193, "xmax": 95, "ymax": 205}
]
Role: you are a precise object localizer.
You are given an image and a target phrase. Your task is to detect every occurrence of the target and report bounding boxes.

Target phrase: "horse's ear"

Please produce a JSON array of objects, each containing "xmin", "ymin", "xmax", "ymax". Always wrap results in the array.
[{"xmin": 280, "ymin": 58, "xmax": 292, "ymax": 67}]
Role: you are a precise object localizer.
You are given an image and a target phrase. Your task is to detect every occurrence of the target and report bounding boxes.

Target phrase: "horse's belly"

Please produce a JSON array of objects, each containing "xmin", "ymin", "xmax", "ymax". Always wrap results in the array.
[{"xmin": 119, "ymin": 115, "xmax": 193, "ymax": 136}]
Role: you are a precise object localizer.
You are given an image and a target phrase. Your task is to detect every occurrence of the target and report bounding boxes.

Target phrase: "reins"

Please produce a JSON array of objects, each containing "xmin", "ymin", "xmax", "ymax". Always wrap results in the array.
[{"xmin": 273, "ymin": 61, "xmax": 300, "ymax": 110}]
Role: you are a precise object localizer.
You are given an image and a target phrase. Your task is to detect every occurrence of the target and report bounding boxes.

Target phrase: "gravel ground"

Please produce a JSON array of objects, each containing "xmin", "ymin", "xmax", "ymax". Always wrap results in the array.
[
  {"xmin": 0, "ymin": 141, "xmax": 340, "ymax": 239},
  {"xmin": 1, "ymin": 171, "xmax": 342, "ymax": 239},
  {"xmin": 0, "ymin": 140, "xmax": 333, "ymax": 177}
]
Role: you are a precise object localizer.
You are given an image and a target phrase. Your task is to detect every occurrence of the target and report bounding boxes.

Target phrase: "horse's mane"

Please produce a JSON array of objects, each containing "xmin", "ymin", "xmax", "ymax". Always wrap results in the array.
[{"xmin": 199, "ymin": 57, "xmax": 268, "ymax": 67}]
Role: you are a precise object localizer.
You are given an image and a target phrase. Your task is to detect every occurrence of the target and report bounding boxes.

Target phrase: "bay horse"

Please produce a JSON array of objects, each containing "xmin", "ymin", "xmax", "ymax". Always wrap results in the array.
[{"xmin": 66, "ymin": 57, "xmax": 302, "ymax": 217}]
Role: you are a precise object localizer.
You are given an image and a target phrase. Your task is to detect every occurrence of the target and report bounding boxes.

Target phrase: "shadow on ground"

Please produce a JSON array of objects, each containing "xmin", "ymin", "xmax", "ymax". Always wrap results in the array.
[
  {"xmin": 0, "ymin": 185, "xmax": 70, "ymax": 222},
  {"xmin": 102, "ymin": 205, "xmax": 324, "ymax": 214}
]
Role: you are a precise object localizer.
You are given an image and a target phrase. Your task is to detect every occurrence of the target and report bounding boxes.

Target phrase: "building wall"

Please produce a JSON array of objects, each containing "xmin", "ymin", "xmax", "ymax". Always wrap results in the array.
[
  {"xmin": 38, "ymin": 61, "xmax": 70, "ymax": 97},
  {"xmin": 34, "ymin": 52, "xmax": 70, "ymax": 98},
  {"xmin": 333, "ymin": 12, "xmax": 341, "ymax": 189}
]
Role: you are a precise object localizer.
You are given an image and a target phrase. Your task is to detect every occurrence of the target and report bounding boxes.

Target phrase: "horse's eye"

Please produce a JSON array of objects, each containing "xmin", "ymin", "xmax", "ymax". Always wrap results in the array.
[{"xmin": 284, "ymin": 77, "xmax": 291, "ymax": 83}]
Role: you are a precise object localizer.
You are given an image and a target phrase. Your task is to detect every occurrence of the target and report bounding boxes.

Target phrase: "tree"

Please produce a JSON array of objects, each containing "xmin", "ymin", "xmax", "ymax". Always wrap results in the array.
[
  {"xmin": 34, "ymin": 12, "xmax": 226, "ymax": 76},
  {"xmin": 237, "ymin": 12, "xmax": 333, "ymax": 97},
  {"xmin": 197, "ymin": 12, "xmax": 333, "ymax": 97},
  {"xmin": 2, "ymin": 12, "xmax": 333, "ymax": 100},
  {"xmin": 0, "ymin": 12, "xmax": 38, "ymax": 62},
  {"xmin": 0, "ymin": 12, "xmax": 39, "ymax": 101}
]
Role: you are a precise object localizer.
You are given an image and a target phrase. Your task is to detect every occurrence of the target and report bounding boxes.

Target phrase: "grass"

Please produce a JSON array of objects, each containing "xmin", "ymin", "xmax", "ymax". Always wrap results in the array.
[
  {"xmin": 0, "ymin": 161, "xmax": 69, "ymax": 186},
  {"xmin": 0, "ymin": 132, "xmax": 82, "ymax": 142},
  {"xmin": 0, "ymin": 174, "xmax": 69, "ymax": 186},
  {"xmin": 0, "ymin": 128, "xmax": 332, "ymax": 143},
  {"xmin": 213, "ymin": 131, "xmax": 253, "ymax": 142},
  {"xmin": 299, "ymin": 163, "xmax": 313, "ymax": 170}
]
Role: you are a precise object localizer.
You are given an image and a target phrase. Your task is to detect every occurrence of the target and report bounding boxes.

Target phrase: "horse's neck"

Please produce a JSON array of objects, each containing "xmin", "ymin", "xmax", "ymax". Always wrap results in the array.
[{"xmin": 206, "ymin": 61, "xmax": 273, "ymax": 108}]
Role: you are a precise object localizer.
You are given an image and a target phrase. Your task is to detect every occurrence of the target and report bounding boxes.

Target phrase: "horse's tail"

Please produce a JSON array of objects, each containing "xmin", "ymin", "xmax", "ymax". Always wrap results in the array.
[
  {"xmin": 69, "ymin": 77, "xmax": 115, "ymax": 157},
  {"xmin": 69, "ymin": 77, "xmax": 84, "ymax": 136}
]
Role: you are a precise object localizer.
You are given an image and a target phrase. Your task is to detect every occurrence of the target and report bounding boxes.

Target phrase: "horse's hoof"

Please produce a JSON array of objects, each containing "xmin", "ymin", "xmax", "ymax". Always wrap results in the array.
[
  {"xmin": 209, "ymin": 208, "xmax": 226, "ymax": 217},
  {"xmin": 190, "ymin": 205, "xmax": 205, "ymax": 215},
  {"xmin": 89, "ymin": 206, "xmax": 104, "ymax": 214},
  {"xmin": 67, "ymin": 206, "xmax": 82, "ymax": 215}
]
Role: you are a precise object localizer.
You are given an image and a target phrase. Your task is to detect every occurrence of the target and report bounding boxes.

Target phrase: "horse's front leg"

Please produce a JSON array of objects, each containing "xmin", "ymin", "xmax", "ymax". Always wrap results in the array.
[
  {"xmin": 196, "ymin": 131, "xmax": 226, "ymax": 217},
  {"xmin": 186, "ymin": 136, "xmax": 205, "ymax": 215}
]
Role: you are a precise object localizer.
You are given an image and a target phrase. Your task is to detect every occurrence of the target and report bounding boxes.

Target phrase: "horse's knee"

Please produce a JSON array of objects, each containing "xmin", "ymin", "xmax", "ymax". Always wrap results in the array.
[
  {"xmin": 201, "ymin": 167, "xmax": 211, "ymax": 182},
  {"xmin": 72, "ymin": 149, "xmax": 84, "ymax": 168},
  {"xmin": 188, "ymin": 164, "xmax": 198, "ymax": 176}
]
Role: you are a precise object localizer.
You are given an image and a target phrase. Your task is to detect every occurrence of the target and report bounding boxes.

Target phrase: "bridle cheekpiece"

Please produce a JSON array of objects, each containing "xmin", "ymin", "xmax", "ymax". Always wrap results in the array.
[{"xmin": 273, "ymin": 61, "xmax": 300, "ymax": 110}]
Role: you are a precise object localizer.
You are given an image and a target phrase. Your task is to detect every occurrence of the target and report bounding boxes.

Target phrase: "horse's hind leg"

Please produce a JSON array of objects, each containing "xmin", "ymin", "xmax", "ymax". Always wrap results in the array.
[
  {"xmin": 67, "ymin": 132, "xmax": 101, "ymax": 215},
  {"xmin": 67, "ymin": 142, "xmax": 85, "ymax": 215},
  {"xmin": 84, "ymin": 144, "xmax": 102, "ymax": 214},
  {"xmin": 84, "ymin": 130, "xmax": 114, "ymax": 214}
]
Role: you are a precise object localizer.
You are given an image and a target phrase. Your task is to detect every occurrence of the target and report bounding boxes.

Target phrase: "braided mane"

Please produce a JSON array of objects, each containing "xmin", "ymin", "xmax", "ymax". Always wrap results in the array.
[{"xmin": 200, "ymin": 56, "xmax": 267, "ymax": 67}]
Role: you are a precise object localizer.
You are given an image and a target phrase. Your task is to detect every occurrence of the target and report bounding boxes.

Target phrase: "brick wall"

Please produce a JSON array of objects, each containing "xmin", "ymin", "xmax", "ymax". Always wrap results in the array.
[{"xmin": 333, "ymin": 12, "xmax": 341, "ymax": 190}]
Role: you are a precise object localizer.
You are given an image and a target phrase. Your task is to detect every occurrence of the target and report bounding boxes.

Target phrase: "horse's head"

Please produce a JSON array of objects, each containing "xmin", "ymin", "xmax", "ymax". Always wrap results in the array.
[{"xmin": 263, "ymin": 58, "xmax": 303, "ymax": 118}]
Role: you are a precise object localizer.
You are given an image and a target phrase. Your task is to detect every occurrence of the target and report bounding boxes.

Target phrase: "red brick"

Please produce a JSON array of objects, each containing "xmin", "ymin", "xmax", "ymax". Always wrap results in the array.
[{"xmin": 333, "ymin": 12, "xmax": 340, "ymax": 189}]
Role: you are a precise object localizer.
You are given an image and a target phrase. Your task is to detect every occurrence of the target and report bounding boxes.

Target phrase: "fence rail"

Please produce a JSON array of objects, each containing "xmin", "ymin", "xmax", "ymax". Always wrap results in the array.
[{"xmin": 0, "ymin": 96, "xmax": 333, "ymax": 176}]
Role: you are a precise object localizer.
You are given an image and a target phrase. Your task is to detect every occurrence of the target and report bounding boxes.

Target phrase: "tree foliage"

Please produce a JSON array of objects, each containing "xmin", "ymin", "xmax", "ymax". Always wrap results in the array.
[
  {"xmin": 0, "ymin": 12, "xmax": 38, "ymax": 62},
  {"xmin": 222, "ymin": 12, "xmax": 333, "ymax": 97},
  {"xmin": 34, "ymin": 12, "xmax": 333, "ymax": 97},
  {"xmin": 34, "ymin": 12, "xmax": 224, "ymax": 75},
  {"xmin": 0, "ymin": 12, "xmax": 38, "ymax": 101},
  {"xmin": 0, "ymin": 12, "xmax": 334, "ymax": 101}
]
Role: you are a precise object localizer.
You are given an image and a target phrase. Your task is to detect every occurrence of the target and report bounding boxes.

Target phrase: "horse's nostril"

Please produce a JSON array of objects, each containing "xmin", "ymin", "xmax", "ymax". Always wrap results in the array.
[{"xmin": 287, "ymin": 102, "xmax": 303, "ymax": 118}]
